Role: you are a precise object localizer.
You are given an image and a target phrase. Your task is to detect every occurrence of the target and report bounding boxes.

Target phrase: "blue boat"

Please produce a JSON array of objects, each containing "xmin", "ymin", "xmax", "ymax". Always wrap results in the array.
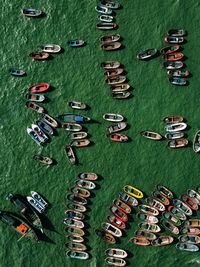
[
  {"xmin": 21, "ymin": 8, "xmax": 42, "ymax": 17},
  {"xmin": 67, "ymin": 40, "xmax": 85, "ymax": 47},
  {"xmin": 165, "ymin": 131, "xmax": 184, "ymax": 140},
  {"xmin": 27, "ymin": 128, "xmax": 43, "ymax": 146},
  {"xmin": 9, "ymin": 68, "xmax": 25, "ymax": 76},
  {"xmin": 36, "ymin": 120, "xmax": 54, "ymax": 135},
  {"xmin": 176, "ymin": 243, "xmax": 199, "ymax": 252}
]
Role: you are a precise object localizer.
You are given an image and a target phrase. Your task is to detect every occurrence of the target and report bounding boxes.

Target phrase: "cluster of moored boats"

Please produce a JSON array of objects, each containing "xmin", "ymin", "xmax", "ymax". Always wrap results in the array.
[{"xmin": 64, "ymin": 172, "xmax": 98, "ymax": 260}]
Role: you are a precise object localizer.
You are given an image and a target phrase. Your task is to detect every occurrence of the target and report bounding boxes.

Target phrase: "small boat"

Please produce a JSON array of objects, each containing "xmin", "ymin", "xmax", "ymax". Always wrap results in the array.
[
  {"xmin": 165, "ymin": 122, "xmax": 187, "ymax": 132},
  {"xmin": 103, "ymin": 113, "xmax": 124, "ymax": 122},
  {"xmin": 63, "ymin": 218, "xmax": 84, "ymax": 228},
  {"xmin": 65, "ymin": 210, "xmax": 85, "ymax": 220},
  {"xmin": 40, "ymin": 44, "xmax": 61, "ymax": 53},
  {"xmin": 62, "ymin": 123, "xmax": 82, "ymax": 132},
  {"xmin": 163, "ymin": 212, "xmax": 181, "ymax": 226},
  {"xmin": 75, "ymin": 180, "xmax": 96, "ymax": 190},
  {"xmin": 33, "ymin": 155, "xmax": 53, "ymax": 165},
  {"xmin": 168, "ymin": 139, "xmax": 188, "ymax": 149},
  {"xmin": 184, "ymin": 219, "xmax": 200, "ymax": 228},
  {"xmin": 98, "ymin": 14, "xmax": 113, "ymax": 22},
  {"xmin": 64, "ymin": 145, "xmax": 76, "ymax": 165},
  {"xmin": 105, "ymin": 257, "xmax": 126, "ymax": 266},
  {"xmin": 40, "ymin": 113, "xmax": 58, "ymax": 128},
  {"xmin": 109, "ymin": 205, "xmax": 128, "ymax": 221},
  {"xmin": 36, "ymin": 120, "xmax": 54, "ymax": 135},
  {"xmin": 135, "ymin": 230, "xmax": 157, "ymax": 240},
  {"xmin": 196, "ymin": 186, "xmax": 200, "ymax": 195},
  {"xmin": 100, "ymin": 34, "xmax": 120, "ymax": 43},
  {"xmin": 31, "ymin": 191, "xmax": 48, "ymax": 208},
  {"xmin": 179, "ymin": 235, "xmax": 200, "ymax": 244},
  {"xmin": 9, "ymin": 68, "xmax": 25, "ymax": 76},
  {"xmin": 138, "ymin": 222, "xmax": 161, "ymax": 233},
  {"xmin": 193, "ymin": 130, "xmax": 200, "ymax": 153},
  {"xmin": 152, "ymin": 191, "xmax": 170, "ymax": 205},
  {"xmin": 21, "ymin": 8, "xmax": 42, "ymax": 17},
  {"xmin": 113, "ymin": 199, "xmax": 131, "ymax": 213},
  {"xmin": 165, "ymin": 131, "xmax": 184, "ymax": 140},
  {"xmin": 105, "ymin": 76, "xmax": 126, "ymax": 85},
  {"xmin": 164, "ymin": 52, "xmax": 184, "ymax": 61},
  {"xmin": 25, "ymin": 93, "xmax": 45, "ymax": 102},
  {"xmin": 66, "ymin": 194, "xmax": 87, "ymax": 205},
  {"xmin": 165, "ymin": 36, "xmax": 184, "ymax": 43},
  {"xmin": 168, "ymin": 76, "xmax": 187, "ymax": 86},
  {"xmin": 66, "ymin": 250, "xmax": 89, "ymax": 259},
  {"xmin": 27, "ymin": 128, "xmax": 43, "ymax": 146},
  {"xmin": 151, "ymin": 236, "xmax": 174, "ymax": 246},
  {"xmin": 28, "ymin": 83, "xmax": 50, "ymax": 93},
  {"xmin": 70, "ymin": 139, "xmax": 90, "ymax": 148},
  {"xmin": 101, "ymin": 61, "xmax": 120, "ymax": 69},
  {"xmin": 67, "ymin": 40, "xmax": 85, "ymax": 47},
  {"xmin": 29, "ymin": 52, "xmax": 49, "ymax": 60},
  {"xmin": 67, "ymin": 203, "xmax": 86, "ymax": 213},
  {"xmin": 145, "ymin": 197, "xmax": 165, "ymax": 211},
  {"xmin": 78, "ymin": 172, "xmax": 98, "ymax": 181},
  {"xmin": 137, "ymin": 49, "xmax": 158, "ymax": 60},
  {"xmin": 123, "ymin": 185, "xmax": 143, "ymax": 198},
  {"xmin": 107, "ymin": 215, "xmax": 126, "ymax": 229},
  {"xmin": 70, "ymin": 187, "xmax": 90, "ymax": 198},
  {"xmin": 187, "ymin": 189, "xmax": 200, "ymax": 203},
  {"xmin": 26, "ymin": 196, "xmax": 45, "ymax": 213},
  {"xmin": 65, "ymin": 242, "xmax": 87, "ymax": 251},
  {"xmin": 67, "ymin": 101, "xmax": 86, "ymax": 110},
  {"xmin": 156, "ymin": 184, "xmax": 174, "ymax": 199},
  {"xmin": 104, "ymin": 2, "xmax": 120, "ymax": 9},
  {"xmin": 110, "ymin": 84, "xmax": 130, "ymax": 92},
  {"xmin": 167, "ymin": 70, "xmax": 189, "ymax": 77},
  {"xmin": 162, "ymin": 61, "xmax": 183, "ymax": 69},
  {"xmin": 118, "ymin": 192, "xmax": 138, "ymax": 207},
  {"xmin": 107, "ymin": 133, "xmax": 129, "ymax": 142},
  {"xmin": 101, "ymin": 42, "xmax": 121, "ymax": 51},
  {"xmin": 66, "ymin": 235, "xmax": 84, "ymax": 243},
  {"xmin": 181, "ymin": 194, "xmax": 198, "ymax": 210},
  {"xmin": 25, "ymin": 101, "xmax": 44, "ymax": 113},
  {"xmin": 140, "ymin": 131, "xmax": 162, "ymax": 140},
  {"xmin": 65, "ymin": 226, "xmax": 84, "ymax": 236},
  {"xmin": 105, "ymin": 248, "xmax": 127, "ymax": 258},
  {"xmin": 176, "ymin": 243, "xmax": 199, "ymax": 252},
  {"xmin": 68, "ymin": 132, "xmax": 88, "ymax": 140},
  {"xmin": 96, "ymin": 22, "xmax": 117, "ymax": 30},
  {"xmin": 107, "ymin": 122, "xmax": 127, "ymax": 133},
  {"xmin": 104, "ymin": 68, "xmax": 123, "ymax": 77},
  {"xmin": 180, "ymin": 227, "xmax": 200, "ymax": 235},
  {"xmin": 111, "ymin": 91, "xmax": 131, "ymax": 99},
  {"xmin": 136, "ymin": 213, "xmax": 158, "ymax": 224},
  {"xmin": 163, "ymin": 116, "xmax": 184, "ymax": 124},
  {"xmin": 95, "ymin": 6, "xmax": 112, "ymax": 14},
  {"xmin": 57, "ymin": 114, "xmax": 91, "ymax": 123},
  {"xmin": 32, "ymin": 124, "xmax": 48, "ymax": 143},
  {"xmin": 138, "ymin": 205, "xmax": 159, "ymax": 216},
  {"xmin": 167, "ymin": 29, "xmax": 187, "ymax": 37},
  {"xmin": 95, "ymin": 228, "xmax": 116, "ymax": 244},
  {"xmin": 161, "ymin": 219, "xmax": 179, "ymax": 235},
  {"xmin": 130, "ymin": 237, "xmax": 150, "ymax": 246},
  {"xmin": 173, "ymin": 199, "xmax": 192, "ymax": 216},
  {"xmin": 160, "ymin": 45, "xmax": 180, "ymax": 54},
  {"xmin": 101, "ymin": 222, "xmax": 122, "ymax": 237},
  {"xmin": 168, "ymin": 206, "xmax": 187, "ymax": 221}
]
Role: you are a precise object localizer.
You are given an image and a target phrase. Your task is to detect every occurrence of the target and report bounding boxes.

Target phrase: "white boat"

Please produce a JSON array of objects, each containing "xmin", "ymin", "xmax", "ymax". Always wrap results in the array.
[
  {"xmin": 165, "ymin": 122, "xmax": 187, "ymax": 132},
  {"xmin": 101, "ymin": 222, "xmax": 122, "ymax": 237},
  {"xmin": 31, "ymin": 124, "xmax": 48, "ymax": 143},
  {"xmin": 75, "ymin": 180, "xmax": 96, "ymax": 190},
  {"xmin": 27, "ymin": 196, "xmax": 45, "ymax": 213},
  {"xmin": 31, "ymin": 191, "xmax": 48, "ymax": 208},
  {"xmin": 27, "ymin": 128, "xmax": 43, "ymax": 146},
  {"xmin": 40, "ymin": 44, "xmax": 61, "ymax": 53}
]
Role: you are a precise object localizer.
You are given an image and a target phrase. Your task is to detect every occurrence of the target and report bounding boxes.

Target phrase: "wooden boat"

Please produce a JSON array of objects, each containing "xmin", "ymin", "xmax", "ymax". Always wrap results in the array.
[
  {"xmin": 30, "ymin": 191, "xmax": 48, "ymax": 208},
  {"xmin": 173, "ymin": 199, "xmax": 192, "ymax": 216},
  {"xmin": 64, "ymin": 145, "xmax": 76, "ymax": 165},
  {"xmin": 110, "ymin": 84, "xmax": 130, "ymax": 92},
  {"xmin": 96, "ymin": 22, "xmax": 117, "ymax": 30},
  {"xmin": 63, "ymin": 218, "xmax": 84, "ymax": 228},
  {"xmin": 193, "ymin": 130, "xmax": 200, "ymax": 153},
  {"xmin": 75, "ymin": 180, "xmax": 96, "ymax": 190},
  {"xmin": 67, "ymin": 101, "xmax": 86, "ymax": 110},
  {"xmin": 130, "ymin": 237, "xmax": 150, "ymax": 246},
  {"xmin": 152, "ymin": 191, "xmax": 170, "ymax": 205},
  {"xmin": 105, "ymin": 257, "xmax": 126, "ymax": 266},
  {"xmin": 100, "ymin": 34, "xmax": 120, "ymax": 43},
  {"xmin": 67, "ymin": 40, "xmax": 85, "ymax": 47},
  {"xmin": 27, "ymin": 128, "xmax": 43, "ymax": 146},
  {"xmin": 65, "ymin": 226, "xmax": 84, "ymax": 236},
  {"xmin": 66, "ymin": 250, "xmax": 89, "ymax": 259},
  {"xmin": 105, "ymin": 76, "xmax": 126, "ymax": 85},
  {"xmin": 168, "ymin": 76, "xmax": 187, "ymax": 86},
  {"xmin": 109, "ymin": 205, "xmax": 128, "ymax": 222},
  {"xmin": 101, "ymin": 42, "xmax": 121, "ymax": 51},
  {"xmin": 66, "ymin": 235, "xmax": 84, "ymax": 243},
  {"xmin": 21, "ymin": 8, "xmax": 42, "ymax": 17},
  {"xmin": 95, "ymin": 5, "xmax": 112, "ymax": 14},
  {"xmin": 104, "ymin": 68, "xmax": 123, "ymax": 77},
  {"xmin": 146, "ymin": 197, "xmax": 165, "ymax": 211},
  {"xmin": 68, "ymin": 132, "xmax": 87, "ymax": 140},
  {"xmin": 161, "ymin": 219, "xmax": 179, "ymax": 235},
  {"xmin": 25, "ymin": 93, "xmax": 45, "ymax": 102},
  {"xmin": 164, "ymin": 52, "xmax": 184, "ymax": 61},
  {"xmin": 107, "ymin": 133, "xmax": 129, "ymax": 142},
  {"xmin": 163, "ymin": 212, "xmax": 181, "ymax": 226},
  {"xmin": 137, "ymin": 49, "xmax": 158, "ymax": 60},
  {"xmin": 107, "ymin": 122, "xmax": 127, "ymax": 133},
  {"xmin": 9, "ymin": 68, "xmax": 25, "ymax": 76},
  {"xmin": 123, "ymin": 185, "xmax": 143, "ymax": 198},
  {"xmin": 167, "ymin": 29, "xmax": 186, "ymax": 37},
  {"xmin": 66, "ymin": 194, "xmax": 87, "ymax": 205},
  {"xmin": 104, "ymin": 2, "xmax": 121, "ymax": 9},
  {"xmin": 167, "ymin": 70, "xmax": 189, "ymax": 77},
  {"xmin": 57, "ymin": 114, "xmax": 91, "ymax": 123},
  {"xmin": 101, "ymin": 61, "xmax": 120, "ymax": 69},
  {"xmin": 67, "ymin": 203, "xmax": 86, "ymax": 213},
  {"xmin": 107, "ymin": 215, "xmax": 126, "ymax": 229},
  {"xmin": 0, "ymin": 210, "xmax": 38, "ymax": 241},
  {"xmin": 151, "ymin": 236, "xmax": 174, "ymax": 246},
  {"xmin": 156, "ymin": 184, "xmax": 173, "ymax": 199},
  {"xmin": 136, "ymin": 213, "xmax": 158, "ymax": 224},
  {"xmin": 62, "ymin": 123, "xmax": 82, "ymax": 132},
  {"xmin": 140, "ymin": 131, "xmax": 162, "ymax": 140},
  {"xmin": 165, "ymin": 36, "xmax": 184, "ymax": 43},
  {"xmin": 184, "ymin": 219, "xmax": 200, "ymax": 227},
  {"xmin": 165, "ymin": 122, "xmax": 187, "ymax": 132},
  {"xmin": 36, "ymin": 120, "xmax": 54, "ymax": 135},
  {"xmin": 26, "ymin": 196, "xmax": 45, "ymax": 213},
  {"xmin": 162, "ymin": 61, "xmax": 183, "ymax": 69},
  {"xmin": 187, "ymin": 189, "xmax": 200, "ymax": 203},
  {"xmin": 65, "ymin": 210, "xmax": 85, "ymax": 220},
  {"xmin": 105, "ymin": 248, "xmax": 127, "ymax": 259},
  {"xmin": 70, "ymin": 187, "xmax": 90, "ymax": 198},
  {"xmin": 163, "ymin": 116, "xmax": 184, "ymax": 124},
  {"xmin": 40, "ymin": 113, "xmax": 58, "ymax": 128},
  {"xmin": 33, "ymin": 155, "xmax": 53, "ymax": 165},
  {"xmin": 181, "ymin": 195, "xmax": 198, "ymax": 210},
  {"xmin": 138, "ymin": 222, "xmax": 161, "ymax": 233},
  {"xmin": 6, "ymin": 193, "xmax": 43, "ymax": 232},
  {"xmin": 165, "ymin": 131, "xmax": 184, "ymax": 140},
  {"xmin": 40, "ymin": 44, "xmax": 61, "ymax": 53},
  {"xmin": 179, "ymin": 235, "xmax": 200, "ymax": 244},
  {"xmin": 113, "ymin": 199, "xmax": 131, "ymax": 213},
  {"xmin": 31, "ymin": 124, "xmax": 48, "ymax": 143},
  {"xmin": 135, "ymin": 230, "xmax": 157, "ymax": 240},
  {"xmin": 78, "ymin": 172, "xmax": 98, "ymax": 181},
  {"xmin": 103, "ymin": 113, "xmax": 124, "ymax": 122},
  {"xmin": 138, "ymin": 204, "xmax": 159, "ymax": 216},
  {"xmin": 28, "ymin": 83, "xmax": 50, "ymax": 93},
  {"xmin": 118, "ymin": 192, "xmax": 138, "ymax": 207},
  {"xmin": 29, "ymin": 52, "xmax": 49, "ymax": 60},
  {"xmin": 111, "ymin": 91, "xmax": 131, "ymax": 99},
  {"xmin": 101, "ymin": 222, "xmax": 122, "ymax": 237},
  {"xmin": 98, "ymin": 14, "xmax": 113, "ymax": 22},
  {"xmin": 168, "ymin": 206, "xmax": 187, "ymax": 221},
  {"xmin": 95, "ymin": 228, "xmax": 116, "ymax": 244},
  {"xmin": 65, "ymin": 242, "xmax": 87, "ymax": 251},
  {"xmin": 176, "ymin": 243, "xmax": 199, "ymax": 252},
  {"xmin": 70, "ymin": 139, "xmax": 90, "ymax": 147},
  {"xmin": 25, "ymin": 101, "xmax": 44, "ymax": 113},
  {"xmin": 160, "ymin": 45, "xmax": 180, "ymax": 54},
  {"xmin": 180, "ymin": 227, "xmax": 200, "ymax": 235}
]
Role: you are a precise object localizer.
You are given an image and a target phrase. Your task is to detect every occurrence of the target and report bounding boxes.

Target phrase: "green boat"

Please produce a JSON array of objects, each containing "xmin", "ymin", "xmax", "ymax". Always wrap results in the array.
[
  {"xmin": 56, "ymin": 114, "xmax": 91, "ymax": 123},
  {"xmin": 163, "ymin": 212, "xmax": 181, "ymax": 226},
  {"xmin": 168, "ymin": 76, "xmax": 187, "ymax": 86}
]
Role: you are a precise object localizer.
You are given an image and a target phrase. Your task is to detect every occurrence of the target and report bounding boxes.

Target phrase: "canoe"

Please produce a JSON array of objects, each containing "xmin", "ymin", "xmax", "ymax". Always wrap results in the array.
[
  {"xmin": 176, "ymin": 243, "xmax": 199, "ymax": 252},
  {"xmin": 67, "ymin": 101, "xmax": 86, "ymax": 110},
  {"xmin": 107, "ymin": 133, "xmax": 129, "ymax": 142},
  {"xmin": 67, "ymin": 40, "xmax": 85, "ymax": 47},
  {"xmin": 101, "ymin": 61, "xmax": 120, "ymax": 69},
  {"xmin": 27, "ymin": 128, "xmax": 43, "ymax": 146},
  {"xmin": 160, "ymin": 45, "xmax": 180, "ymax": 54},
  {"xmin": 101, "ymin": 42, "xmax": 121, "ymax": 51},
  {"xmin": 161, "ymin": 219, "xmax": 179, "ymax": 235},
  {"xmin": 65, "ymin": 210, "xmax": 85, "ymax": 220},
  {"xmin": 145, "ymin": 197, "xmax": 165, "ymax": 211},
  {"xmin": 109, "ymin": 205, "xmax": 128, "ymax": 222},
  {"xmin": 95, "ymin": 5, "xmax": 112, "ymax": 14},
  {"xmin": 67, "ymin": 203, "xmax": 86, "ymax": 213},
  {"xmin": 152, "ymin": 191, "xmax": 170, "ymax": 205},
  {"xmin": 138, "ymin": 205, "xmax": 159, "ymax": 216},
  {"xmin": 167, "ymin": 70, "xmax": 189, "ymax": 77},
  {"xmin": 40, "ymin": 44, "xmax": 61, "ymax": 53},
  {"xmin": 104, "ymin": 2, "xmax": 121, "ymax": 9},
  {"xmin": 33, "ymin": 155, "xmax": 53, "ymax": 165},
  {"xmin": 140, "ymin": 131, "xmax": 162, "ymax": 140},
  {"xmin": 165, "ymin": 122, "xmax": 187, "ymax": 132},
  {"xmin": 31, "ymin": 124, "xmax": 48, "ymax": 143},
  {"xmin": 70, "ymin": 187, "xmax": 90, "ymax": 198},
  {"xmin": 123, "ymin": 185, "xmax": 143, "ymax": 198},
  {"xmin": 57, "ymin": 114, "xmax": 91, "ymax": 123},
  {"xmin": 78, "ymin": 172, "xmax": 98, "ymax": 181},
  {"xmin": 110, "ymin": 84, "xmax": 130, "ymax": 92},
  {"xmin": 104, "ymin": 68, "xmax": 123, "ymax": 77},
  {"xmin": 26, "ymin": 196, "xmax": 45, "ymax": 213},
  {"xmin": 107, "ymin": 122, "xmax": 127, "ymax": 133},
  {"xmin": 98, "ymin": 14, "xmax": 113, "ymax": 22},
  {"xmin": 62, "ymin": 123, "xmax": 82, "ymax": 132},
  {"xmin": 40, "ymin": 113, "xmax": 58, "ymax": 128},
  {"xmin": 163, "ymin": 116, "xmax": 184, "ymax": 124},
  {"xmin": 25, "ymin": 101, "xmax": 44, "ymax": 113},
  {"xmin": 9, "ymin": 68, "xmax": 25, "ymax": 76},
  {"xmin": 163, "ymin": 212, "xmax": 181, "ymax": 226},
  {"xmin": 101, "ymin": 222, "xmax": 122, "ymax": 237},
  {"xmin": 36, "ymin": 120, "xmax": 54, "ymax": 135},
  {"xmin": 25, "ymin": 93, "xmax": 45, "ymax": 102},
  {"xmin": 164, "ymin": 52, "xmax": 184, "ymax": 61},
  {"xmin": 113, "ymin": 199, "xmax": 131, "ymax": 213},
  {"xmin": 105, "ymin": 257, "xmax": 126, "ymax": 266},
  {"xmin": 103, "ymin": 113, "xmax": 124, "ymax": 122},
  {"xmin": 193, "ymin": 130, "xmax": 200, "ymax": 152},
  {"xmin": 64, "ymin": 145, "xmax": 76, "ymax": 165},
  {"xmin": 165, "ymin": 131, "xmax": 184, "ymax": 140},
  {"xmin": 181, "ymin": 194, "xmax": 198, "ymax": 210},
  {"xmin": 156, "ymin": 184, "xmax": 174, "ymax": 199},
  {"xmin": 107, "ymin": 215, "xmax": 126, "ymax": 229},
  {"xmin": 184, "ymin": 219, "xmax": 200, "ymax": 227},
  {"xmin": 162, "ymin": 61, "xmax": 183, "ymax": 69},
  {"xmin": 66, "ymin": 250, "xmax": 89, "ymax": 259},
  {"xmin": 165, "ymin": 36, "xmax": 184, "ymax": 43},
  {"xmin": 173, "ymin": 199, "xmax": 192, "ymax": 216},
  {"xmin": 29, "ymin": 52, "xmax": 49, "ymax": 60},
  {"xmin": 65, "ymin": 242, "xmax": 87, "ymax": 251},
  {"xmin": 187, "ymin": 189, "xmax": 200, "ymax": 203},
  {"xmin": 63, "ymin": 218, "xmax": 84, "ymax": 229},
  {"xmin": 180, "ymin": 227, "xmax": 200, "ymax": 235},
  {"xmin": 135, "ymin": 230, "xmax": 157, "ymax": 240},
  {"xmin": 167, "ymin": 29, "xmax": 187, "ymax": 36},
  {"xmin": 137, "ymin": 49, "xmax": 158, "ymax": 60},
  {"xmin": 21, "ymin": 8, "xmax": 42, "ymax": 17},
  {"xmin": 95, "ymin": 228, "xmax": 116, "ymax": 244},
  {"xmin": 168, "ymin": 76, "xmax": 187, "ymax": 86},
  {"xmin": 70, "ymin": 139, "xmax": 90, "ymax": 147},
  {"xmin": 66, "ymin": 235, "xmax": 84, "ymax": 243},
  {"xmin": 65, "ymin": 226, "xmax": 84, "ymax": 236},
  {"xmin": 105, "ymin": 76, "xmax": 126, "ymax": 85},
  {"xmin": 0, "ymin": 210, "xmax": 38, "ymax": 241},
  {"xmin": 118, "ymin": 192, "xmax": 138, "ymax": 207},
  {"xmin": 75, "ymin": 180, "xmax": 96, "ymax": 190},
  {"xmin": 138, "ymin": 222, "xmax": 161, "ymax": 233},
  {"xmin": 30, "ymin": 191, "xmax": 48, "ymax": 208},
  {"xmin": 179, "ymin": 235, "xmax": 200, "ymax": 244},
  {"xmin": 136, "ymin": 213, "xmax": 159, "ymax": 224},
  {"xmin": 68, "ymin": 132, "xmax": 88, "ymax": 140},
  {"xmin": 130, "ymin": 237, "xmax": 150, "ymax": 246},
  {"xmin": 168, "ymin": 206, "xmax": 187, "ymax": 221},
  {"xmin": 111, "ymin": 91, "xmax": 131, "ymax": 99},
  {"xmin": 100, "ymin": 34, "xmax": 120, "ymax": 43},
  {"xmin": 105, "ymin": 248, "xmax": 127, "ymax": 258},
  {"xmin": 96, "ymin": 22, "xmax": 117, "ymax": 30},
  {"xmin": 151, "ymin": 236, "xmax": 174, "ymax": 246},
  {"xmin": 66, "ymin": 194, "xmax": 87, "ymax": 205},
  {"xmin": 28, "ymin": 83, "xmax": 50, "ymax": 93}
]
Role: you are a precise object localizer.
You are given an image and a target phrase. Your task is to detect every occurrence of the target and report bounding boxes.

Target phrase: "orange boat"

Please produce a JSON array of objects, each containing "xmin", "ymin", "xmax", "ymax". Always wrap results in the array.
[
  {"xmin": 164, "ymin": 53, "xmax": 184, "ymax": 61},
  {"xmin": 163, "ymin": 116, "xmax": 184, "ymax": 124},
  {"xmin": 28, "ymin": 83, "xmax": 50, "ymax": 93},
  {"xmin": 95, "ymin": 228, "xmax": 116, "ymax": 244},
  {"xmin": 101, "ymin": 42, "xmax": 121, "ymax": 51},
  {"xmin": 130, "ymin": 237, "xmax": 150, "ymax": 246},
  {"xmin": 70, "ymin": 187, "xmax": 90, "ymax": 198},
  {"xmin": 104, "ymin": 68, "xmax": 123, "ymax": 77},
  {"xmin": 113, "ymin": 199, "xmax": 131, "ymax": 213},
  {"xmin": 107, "ymin": 215, "xmax": 126, "ymax": 229},
  {"xmin": 29, "ymin": 52, "xmax": 49, "ymax": 60},
  {"xmin": 107, "ymin": 133, "xmax": 128, "ymax": 142},
  {"xmin": 167, "ymin": 139, "xmax": 188, "ymax": 148},
  {"xmin": 160, "ymin": 45, "xmax": 180, "ymax": 54}
]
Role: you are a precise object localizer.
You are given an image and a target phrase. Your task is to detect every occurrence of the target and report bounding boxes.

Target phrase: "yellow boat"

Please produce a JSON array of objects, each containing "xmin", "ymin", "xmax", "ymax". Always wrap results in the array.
[{"xmin": 123, "ymin": 185, "xmax": 143, "ymax": 199}]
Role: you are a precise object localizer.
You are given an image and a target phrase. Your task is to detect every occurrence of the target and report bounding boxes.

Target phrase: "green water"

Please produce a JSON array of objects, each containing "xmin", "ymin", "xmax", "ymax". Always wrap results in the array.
[{"xmin": 1, "ymin": 0, "xmax": 200, "ymax": 266}]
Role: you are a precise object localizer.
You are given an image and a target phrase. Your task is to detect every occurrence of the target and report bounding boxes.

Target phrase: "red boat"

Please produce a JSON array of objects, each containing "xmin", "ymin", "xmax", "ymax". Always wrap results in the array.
[
  {"xmin": 164, "ymin": 53, "xmax": 184, "ymax": 61},
  {"xmin": 29, "ymin": 52, "xmax": 49, "ymax": 60},
  {"xmin": 28, "ymin": 84, "xmax": 50, "ymax": 93},
  {"xmin": 160, "ymin": 45, "xmax": 180, "ymax": 55},
  {"xmin": 181, "ymin": 194, "xmax": 198, "ymax": 210},
  {"xmin": 109, "ymin": 205, "xmax": 128, "ymax": 222},
  {"xmin": 107, "ymin": 215, "xmax": 126, "ymax": 229}
]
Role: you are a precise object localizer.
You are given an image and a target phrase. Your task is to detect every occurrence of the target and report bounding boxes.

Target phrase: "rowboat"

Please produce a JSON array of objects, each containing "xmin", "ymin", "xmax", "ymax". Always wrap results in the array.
[
  {"xmin": 165, "ymin": 36, "xmax": 184, "ymax": 43},
  {"xmin": 40, "ymin": 44, "xmax": 61, "ymax": 53},
  {"xmin": 65, "ymin": 210, "xmax": 85, "ymax": 220},
  {"xmin": 67, "ymin": 101, "xmax": 86, "ymax": 110},
  {"xmin": 179, "ymin": 235, "xmax": 200, "ymax": 244},
  {"xmin": 151, "ymin": 236, "xmax": 174, "ymax": 246},
  {"xmin": 137, "ymin": 49, "xmax": 158, "ymax": 60},
  {"xmin": 31, "ymin": 191, "xmax": 48, "ymax": 208},
  {"xmin": 167, "ymin": 70, "xmax": 189, "ymax": 77},
  {"xmin": 98, "ymin": 14, "xmax": 113, "ymax": 22},
  {"xmin": 107, "ymin": 133, "xmax": 129, "ymax": 142},
  {"xmin": 111, "ymin": 91, "xmax": 131, "ymax": 99},
  {"xmin": 160, "ymin": 45, "xmax": 180, "ymax": 54},
  {"xmin": 168, "ymin": 76, "xmax": 187, "ymax": 86},
  {"xmin": 168, "ymin": 139, "xmax": 188, "ymax": 148},
  {"xmin": 181, "ymin": 194, "xmax": 198, "ymax": 210},
  {"xmin": 62, "ymin": 123, "xmax": 82, "ymax": 132},
  {"xmin": 33, "ymin": 155, "xmax": 53, "ymax": 165},
  {"xmin": 107, "ymin": 215, "xmax": 126, "ymax": 229},
  {"xmin": 29, "ymin": 52, "xmax": 49, "ymax": 60},
  {"xmin": 28, "ymin": 83, "xmax": 50, "ymax": 93},
  {"xmin": 123, "ymin": 185, "xmax": 143, "ymax": 198},
  {"xmin": 21, "ymin": 8, "xmax": 42, "ymax": 17},
  {"xmin": 180, "ymin": 227, "xmax": 200, "ymax": 235},
  {"xmin": 66, "ymin": 250, "xmax": 89, "ymax": 259},
  {"xmin": 145, "ymin": 197, "xmax": 165, "ymax": 211},
  {"xmin": 101, "ymin": 42, "xmax": 121, "ymax": 51},
  {"xmin": 140, "ymin": 131, "xmax": 162, "ymax": 140},
  {"xmin": 67, "ymin": 203, "xmax": 86, "ymax": 213},
  {"xmin": 118, "ymin": 192, "xmax": 138, "ymax": 207},
  {"xmin": 136, "ymin": 213, "xmax": 158, "ymax": 224},
  {"xmin": 167, "ymin": 29, "xmax": 187, "ymax": 36},
  {"xmin": 105, "ymin": 257, "xmax": 126, "ymax": 266},
  {"xmin": 95, "ymin": 5, "xmax": 112, "ymax": 14},
  {"xmin": 31, "ymin": 124, "xmax": 48, "ymax": 143},
  {"xmin": 104, "ymin": 68, "xmax": 123, "ymax": 77},
  {"xmin": 68, "ymin": 132, "xmax": 88, "ymax": 140},
  {"xmin": 113, "ymin": 199, "xmax": 131, "ymax": 213},
  {"xmin": 27, "ymin": 128, "xmax": 43, "ymax": 146},
  {"xmin": 96, "ymin": 22, "xmax": 117, "ymax": 30},
  {"xmin": 163, "ymin": 116, "xmax": 184, "ymax": 124},
  {"xmin": 78, "ymin": 172, "xmax": 98, "ymax": 181},
  {"xmin": 105, "ymin": 76, "xmax": 126, "ymax": 85},
  {"xmin": 187, "ymin": 189, "xmax": 200, "ymax": 203},
  {"xmin": 173, "ymin": 199, "xmax": 192, "ymax": 216},
  {"xmin": 156, "ymin": 185, "xmax": 174, "ymax": 199},
  {"xmin": 26, "ymin": 196, "xmax": 45, "ymax": 213},
  {"xmin": 70, "ymin": 139, "xmax": 90, "ymax": 147},
  {"xmin": 165, "ymin": 122, "xmax": 187, "ymax": 132},
  {"xmin": 57, "ymin": 114, "xmax": 91, "ymax": 123},
  {"xmin": 70, "ymin": 187, "xmax": 90, "ymax": 198},
  {"xmin": 138, "ymin": 222, "xmax": 161, "ymax": 233},
  {"xmin": 196, "ymin": 186, "xmax": 200, "ymax": 195},
  {"xmin": 161, "ymin": 219, "xmax": 179, "ymax": 235},
  {"xmin": 152, "ymin": 191, "xmax": 170, "ymax": 205},
  {"xmin": 65, "ymin": 226, "xmax": 84, "ymax": 236},
  {"xmin": 104, "ymin": 2, "xmax": 121, "ymax": 9},
  {"xmin": 168, "ymin": 206, "xmax": 187, "ymax": 221},
  {"xmin": 109, "ymin": 205, "xmax": 128, "ymax": 221},
  {"xmin": 184, "ymin": 219, "xmax": 200, "ymax": 227},
  {"xmin": 40, "ymin": 113, "xmax": 58, "ymax": 128},
  {"xmin": 101, "ymin": 61, "xmax": 120, "ymax": 69},
  {"xmin": 9, "ymin": 68, "xmax": 25, "ymax": 76},
  {"xmin": 65, "ymin": 242, "xmax": 87, "ymax": 251},
  {"xmin": 165, "ymin": 131, "xmax": 184, "ymax": 140},
  {"xmin": 75, "ymin": 180, "xmax": 96, "ymax": 190},
  {"xmin": 100, "ymin": 34, "xmax": 120, "ymax": 43},
  {"xmin": 107, "ymin": 122, "xmax": 127, "ymax": 133},
  {"xmin": 95, "ymin": 228, "xmax": 116, "ymax": 244},
  {"xmin": 25, "ymin": 101, "xmax": 44, "ymax": 113},
  {"xmin": 67, "ymin": 40, "xmax": 85, "ymax": 47},
  {"xmin": 66, "ymin": 235, "xmax": 84, "ymax": 243},
  {"xmin": 163, "ymin": 212, "xmax": 181, "ymax": 226},
  {"xmin": 130, "ymin": 237, "xmax": 150, "ymax": 246},
  {"xmin": 135, "ymin": 230, "xmax": 157, "ymax": 240},
  {"xmin": 63, "ymin": 218, "xmax": 84, "ymax": 228},
  {"xmin": 36, "ymin": 120, "xmax": 54, "ymax": 135},
  {"xmin": 105, "ymin": 248, "xmax": 127, "ymax": 258},
  {"xmin": 138, "ymin": 204, "xmax": 159, "ymax": 216},
  {"xmin": 193, "ymin": 130, "xmax": 200, "ymax": 152},
  {"xmin": 164, "ymin": 52, "xmax": 184, "ymax": 61},
  {"xmin": 25, "ymin": 93, "xmax": 45, "ymax": 102},
  {"xmin": 101, "ymin": 222, "xmax": 122, "ymax": 237},
  {"xmin": 110, "ymin": 84, "xmax": 130, "ymax": 91},
  {"xmin": 103, "ymin": 113, "xmax": 124, "ymax": 122},
  {"xmin": 64, "ymin": 145, "xmax": 76, "ymax": 165},
  {"xmin": 176, "ymin": 243, "xmax": 199, "ymax": 252},
  {"xmin": 66, "ymin": 194, "xmax": 87, "ymax": 205},
  {"xmin": 162, "ymin": 61, "xmax": 183, "ymax": 69}
]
